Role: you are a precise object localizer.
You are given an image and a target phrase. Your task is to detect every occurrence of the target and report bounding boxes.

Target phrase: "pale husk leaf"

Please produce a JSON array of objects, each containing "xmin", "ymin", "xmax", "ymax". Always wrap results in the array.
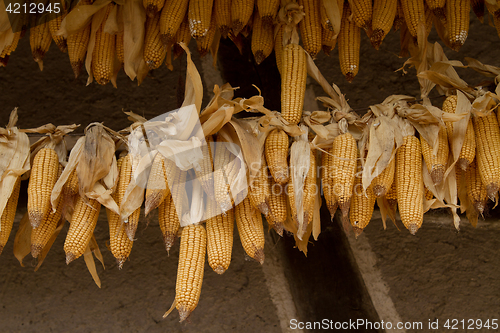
[
  {"xmin": 122, "ymin": 0, "xmax": 146, "ymax": 81},
  {"xmin": 13, "ymin": 213, "xmax": 31, "ymax": 267}
]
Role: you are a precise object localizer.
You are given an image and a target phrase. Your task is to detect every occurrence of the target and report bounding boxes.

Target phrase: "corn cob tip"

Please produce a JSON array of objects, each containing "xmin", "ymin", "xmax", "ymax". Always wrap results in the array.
[
  {"xmin": 125, "ymin": 224, "xmax": 137, "ymax": 242},
  {"xmin": 322, "ymin": 45, "xmax": 333, "ymax": 56},
  {"xmin": 261, "ymin": 16, "xmax": 274, "ymax": 29},
  {"xmin": 257, "ymin": 202, "xmax": 270, "ymax": 217},
  {"xmin": 486, "ymin": 184, "xmax": 499, "ymax": 201},
  {"xmin": 55, "ymin": 40, "xmax": 68, "ymax": 53},
  {"xmin": 254, "ymin": 50, "xmax": 266, "ymax": 65},
  {"xmin": 219, "ymin": 201, "xmax": 233, "ymax": 215},
  {"xmin": 370, "ymin": 28, "xmax": 384, "ymax": 50},
  {"xmin": 407, "ymin": 223, "xmax": 420, "ymax": 235},
  {"xmin": 372, "ymin": 185, "xmax": 387, "ymax": 198},
  {"xmin": 0, "ymin": 245, "xmax": 3, "ymax": 255},
  {"xmin": 71, "ymin": 61, "xmax": 83, "ymax": 79},
  {"xmin": 450, "ymin": 41, "xmax": 465, "ymax": 52},
  {"xmin": 214, "ymin": 265, "xmax": 226, "ymax": 275},
  {"xmin": 273, "ymin": 169, "xmax": 289, "ymax": 185},
  {"xmin": 160, "ymin": 34, "xmax": 175, "ymax": 46},
  {"xmin": 66, "ymin": 252, "xmax": 76, "ymax": 265},
  {"xmin": 0, "ymin": 55, "xmax": 9, "ymax": 67},
  {"xmin": 353, "ymin": 226, "xmax": 364, "ymax": 238},
  {"xmin": 345, "ymin": 72, "xmax": 356, "ymax": 83},
  {"xmin": 232, "ymin": 21, "xmax": 244, "ymax": 36},
  {"xmin": 432, "ymin": 8, "xmax": 446, "ymax": 23},
  {"xmin": 327, "ymin": 203, "xmax": 338, "ymax": 221},
  {"xmin": 339, "ymin": 200, "xmax": 351, "ymax": 218},
  {"xmin": 96, "ymin": 77, "xmax": 110, "ymax": 86},
  {"xmin": 254, "ymin": 248, "xmax": 265, "ymax": 265},
  {"xmin": 178, "ymin": 306, "xmax": 192, "ymax": 322},
  {"xmin": 163, "ymin": 232, "xmax": 176, "ymax": 254},
  {"xmin": 32, "ymin": 49, "xmax": 46, "ymax": 62},
  {"xmin": 29, "ymin": 212, "xmax": 44, "ymax": 229},
  {"xmin": 431, "ymin": 167, "xmax": 445, "ymax": 185},
  {"xmin": 145, "ymin": 191, "xmax": 165, "ymax": 216},
  {"xmin": 474, "ymin": 201, "xmax": 485, "ymax": 215},
  {"xmin": 457, "ymin": 158, "xmax": 471, "ymax": 171},
  {"xmin": 146, "ymin": 5, "xmax": 158, "ymax": 18},
  {"xmin": 31, "ymin": 244, "xmax": 43, "ymax": 258},
  {"xmin": 197, "ymin": 45, "xmax": 209, "ymax": 58},
  {"xmin": 272, "ymin": 222, "xmax": 284, "ymax": 237},
  {"xmin": 116, "ymin": 256, "xmax": 127, "ymax": 270}
]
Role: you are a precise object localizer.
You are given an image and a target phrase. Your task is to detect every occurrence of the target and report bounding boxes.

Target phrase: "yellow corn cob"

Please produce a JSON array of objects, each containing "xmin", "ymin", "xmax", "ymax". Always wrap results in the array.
[
  {"xmin": 281, "ymin": 44, "xmax": 307, "ymax": 124},
  {"xmin": 298, "ymin": 0, "xmax": 322, "ymax": 58},
  {"xmin": 248, "ymin": 156, "xmax": 271, "ymax": 216},
  {"xmin": 172, "ymin": 223, "xmax": 206, "ymax": 322},
  {"xmin": 393, "ymin": 0, "xmax": 406, "ymax": 31},
  {"xmin": 251, "ymin": 10, "xmax": 274, "ymax": 65},
  {"xmin": 158, "ymin": 194, "xmax": 180, "ymax": 254},
  {"xmin": 424, "ymin": 185, "xmax": 434, "ymax": 200},
  {"xmin": 231, "ymin": 0, "xmax": 254, "ymax": 36},
  {"xmin": 92, "ymin": 4, "xmax": 115, "ymax": 85},
  {"xmin": 214, "ymin": 0, "xmax": 232, "ymax": 38},
  {"xmin": 197, "ymin": 9, "xmax": 217, "ymax": 56},
  {"xmin": 371, "ymin": 0, "xmax": 398, "ymax": 49},
  {"xmin": 471, "ymin": 0, "xmax": 485, "ymax": 23},
  {"xmin": 64, "ymin": 196, "xmax": 101, "ymax": 264},
  {"xmin": 145, "ymin": 13, "xmax": 167, "ymax": 69},
  {"xmin": 274, "ymin": 24, "xmax": 285, "ymax": 75},
  {"xmin": 338, "ymin": 2, "xmax": 361, "ymax": 82},
  {"xmin": 372, "ymin": 157, "xmax": 396, "ymax": 197},
  {"xmin": 65, "ymin": 168, "xmax": 80, "ymax": 200},
  {"xmin": 473, "ymin": 111, "xmax": 500, "ymax": 199},
  {"xmin": 266, "ymin": 182, "xmax": 286, "ymax": 236},
  {"xmin": 288, "ymin": 175, "xmax": 297, "ymax": 229},
  {"xmin": 420, "ymin": 127, "xmax": 449, "ymax": 185},
  {"xmin": 144, "ymin": 0, "xmax": 167, "ymax": 17},
  {"xmin": 446, "ymin": 0, "xmax": 469, "ymax": 51},
  {"xmin": 206, "ymin": 202, "xmax": 234, "ymax": 274},
  {"xmin": 31, "ymin": 166, "xmax": 63, "ymax": 258},
  {"xmin": 322, "ymin": 25, "xmax": 337, "ymax": 55},
  {"xmin": 235, "ymin": 196, "xmax": 265, "ymax": 264},
  {"xmin": 348, "ymin": 0, "xmax": 373, "ymax": 30},
  {"xmin": 321, "ymin": 148, "xmax": 338, "ymax": 219},
  {"xmin": 320, "ymin": 0, "xmax": 333, "ymax": 31},
  {"xmin": 145, "ymin": 155, "xmax": 169, "ymax": 216},
  {"xmin": 424, "ymin": 2, "xmax": 434, "ymax": 37},
  {"xmin": 194, "ymin": 136, "xmax": 215, "ymax": 198},
  {"xmin": 257, "ymin": 0, "xmax": 279, "ymax": 27},
  {"xmin": 214, "ymin": 140, "xmax": 236, "ymax": 212},
  {"xmin": 385, "ymin": 176, "xmax": 398, "ymax": 208},
  {"xmin": 331, "ymin": 128, "xmax": 357, "ymax": 217},
  {"xmin": 400, "ymin": 0, "xmax": 426, "ymax": 37},
  {"xmin": 28, "ymin": 148, "xmax": 59, "ymax": 228},
  {"xmin": 443, "ymin": 95, "xmax": 458, "ymax": 138},
  {"xmin": 67, "ymin": 4, "xmax": 91, "ymax": 78},
  {"xmin": 173, "ymin": 14, "xmax": 192, "ymax": 59},
  {"xmin": 30, "ymin": 20, "xmax": 52, "ymax": 63},
  {"xmin": 119, "ymin": 155, "xmax": 142, "ymax": 241},
  {"xmin": 466, "ymin": 158, "xmax": 488, "ymax": 214},
  {"xmin": 189, "ymin": 0, "xmax": 214, "ymax": 39},
  {"xmin": 160, "ymin": 0, "xmax": 189, "ymax": 45},
  {"xmin": 0, "ymin": 31, "xmax": 22, "ymax": 58},
  {"xmin": 396, "ymin": 135, "xmax": 424, "ymax": 235},
  {"xmin": 425, "ymin": 0, "xmax": 446, "ymax": 22},
  {"xmin": 301, "ymin": 149, "xmax": 317, "ymax": 234},
  {"xmin": 350, "ymin": 164, "xmax": 376, "ymax": 237},
  {"xmin": 106, "ymin": 157, "xmax": 132, "ymax": 268},
  {"xmin": 116, "ymin": 30, "xmax": 124, "ymax": 65},
  {"xmin": 0, "ymin": 178, "xmax": 21, "ymax": 255},
  {"xmin": 265, "ymin": 129, "xmax": 289, "ymax": 185},
  {"xmin": 48, "ymin": 12, "xmax": 67, "ymax": 52}
]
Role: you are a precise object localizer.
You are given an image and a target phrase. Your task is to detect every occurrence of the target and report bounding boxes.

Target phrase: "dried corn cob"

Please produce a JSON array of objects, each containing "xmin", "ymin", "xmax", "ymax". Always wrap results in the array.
[
  {"xmin": 119, "ymin": 154, "xmax": 141, "ymax": 241},
  {"xmin": 67, "ymin": 2, "xmax": 91, "ymax": 78},
  {"xmin": 298, "ymin": 0, "xmax": 322, "ymax": 58},
  {"xmin": 0, "ymin": 31, "xmax": 22, "ymax": 58},
  {"xmin": 372, "ymin": 157, "xmax": 396, "ymax": 197},
  {"xmin": 301, "ymin": 149, "xmax": 317, "ymax": 233},
  {"xmin": 30, "ymin": 19, "xmax": 52, "ymax": 64},
  {"xmin": 65, "ymin": 168, "xmax": 80, "ymax": 200},
  {"xmin": 172, "ymin": 223, "xmax": 207, "ymax": 322},
  {"xmin": 396, "ymin": 131, "xmax": 424, "ymax": 235},
  {"xmin": 421, "ymin": 127, "xmax": 449, "ymax": 185},
  {"xmin": 235, "ymin": 196, "xmax": 265, "ymax": 264},
  {"xmin": 466, "ymin": 158, "xmax": 488, "ymax": 214},
  {"xmin": 320, "ymin": 0, "xmax": 333, "ymax": 31},
  {"xmin": 281, "ymin": 44, "xmax": 307, "ymax": 124},
  {"xmin": 194, "ymin": 136, "xmax": 215, "ymax": 198},
  {"xmin": 266, "ymin": 182, "xmax": 286, "ymax": 236},
  {"xmin": 64, "ymin": 196, "xmax": 101, "ymax": 264},
  {"xmin": 257, "ymin": 0, "xmax": 279, "ymax": 27},
  {"xmin": 92, "ymin": 4, "xmax": 115, "ymax": 85},
  {"xmin": 471, "ymin": 0, "xmax": 485, "ymax": 22},
  {"xmin": 385, "ymin": 176, "xmax": 398, "ymax": 208},
  {"xmin": 160, "ymin": 0, "xmax": 189, "ymax": 45},
  {"xmin": 348, "ymin": 0, "xmax": 373, "ymax": 30},
  {"xmin": 251, "ymin": 10, "xmax": 274, "ymax": 65},
  {"xmin": 116, "ymin": 30, "xmax": 124, "ymax": 65},
  {"xmin": 231, "ymin": 0, "xmax": 254, "ymax": 36},
  {"xmin": 338, "ymin": 2, "xmax": 361, "ymax": 82},
  {"xmin": 31, "ymin": 166, "xmax": 63, "ymax": 258},
  {"xmin": 424, "ymin": 185, "xmax": 434, "ymax": 200},
  {"xmin": 321, "ymin": 147, "xmax": 338, "ymax": 219},
  {"xmin": 214, "ymin": 0, "xmax": 232, "ymax": 38},
  {"xmin": 173, "ymin": 14, "xmax": 192, "ymax": 59},
  {"xmin": 321, "ymin": 25, "xmax": 337, "ymax": 55},
  {"xmin": 425, "ymin": 0, "xmax": 446, "ymax": 22},
  {"xmin": 144, "ymin": 0, "xmax": 167, "ymax": 17},
  {"xmin": 393, "ymin": 0, "xmax": 406, "ymax": 31},
  {"xmin": 331, "ymin": 120, "xmax": 357, "ymax": 217},
  {"xmin": 197, "ymin": 9, "xmax": 217, "ymax": 56},
  {"xmin": 158, "ymin": 194, "xmax": 180, "ymax": 254},
  {"xmin": 473, "ymin": 111, "xmax": 500, "ymax": 199},
  {"xmin": 424, "ymin": 2, "xmax": 434, "ymax": 37},
  {"xmin": 214, "ymin": 140, "xmax": 236, "ymax": 212},
  {"xmin": 28, "ymin": 148, "xmax": 59, "ymax": 228},
  {"xmin": 248, "ymin": 156, "xmax": 271, "ymax": 216},
  {"xmin": 145, "ymin": 13, "xmax": 167, "ymax": 69},
  {"xmin": 274, "ymin": 24, "xmax": 285, "ymax": 75},
  {"xmin": 145, "ymin": 155, "xmax": 170, "ymax": 216},
  {"xmin": 206, "ymin": 202, "xmax": 234, "ymax": 274},
  {"xmin": 265, "ymin": 129, "xmax": 289, "ymax": 185},
  {"xmin": 350, "ymin": 164, "xmax": 376, "ymax": 237},
  {"xmin": 446, "ymin": 0, "xmax": 470, "ymax": 51},
  {"xmin": 48, "ymin": 12, "xmax": 67, "ymax": 52},
  {"xmin": 0, "ymin": 178, "xmax": 21, "ymax": 255},
  {"xmin": 400, "ymin": 0, "xmax": 426, "ymax": 37},
  {"xmin": 189, "ymin": 0, "xmax": 214, "ymax": 39},
  {"xmin": 371, "ymin": 0, "xmax": 398, "ymax": 49}
]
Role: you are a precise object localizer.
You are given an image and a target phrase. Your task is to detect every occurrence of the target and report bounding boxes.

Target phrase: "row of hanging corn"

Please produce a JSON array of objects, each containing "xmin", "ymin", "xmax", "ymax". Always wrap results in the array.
[{"xmin": 1, "ymin": 0, "xmax": 500, "ymax": 83}]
